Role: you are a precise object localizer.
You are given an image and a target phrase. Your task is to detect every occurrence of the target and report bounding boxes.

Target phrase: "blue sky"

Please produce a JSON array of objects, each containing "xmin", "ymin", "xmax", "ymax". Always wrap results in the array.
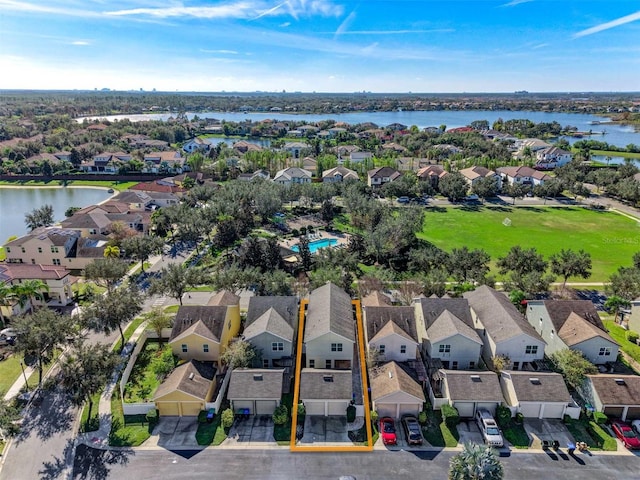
[{"xmin": 0, "ymin": 0, "xmax": 639, "ymax": 92}]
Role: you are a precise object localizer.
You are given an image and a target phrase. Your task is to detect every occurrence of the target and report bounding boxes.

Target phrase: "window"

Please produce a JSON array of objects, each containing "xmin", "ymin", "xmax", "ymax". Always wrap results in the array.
[
  {"xmin": 53, "ymin": 259, "xmax": 61, "ymax": 265},
  {"xmin": 599, "ymin": 347, "xmax": 611, "ymax": 356},
  {"xmin": 181, "ymin": 344, "xmax": 188, "ymax": 353},
  {"xmin": 379, "ymin": 344, "xmax": 386, "ymax": 354},
  {"xmin": 37, "ymin": 247, "xmax": 43, "ymax": 253},
  {"xmin": 439, "ymin": 344, "xmax": 451, "ymax": 353},
  {"xmin": 5, "ymin": 247, "xmax": 9, "ymax": 253},
  {"xmin": 50, "ymin": 246, "xmax": 59, "ymax": 253},
  {"xmin": 203, "ymin": 344, "xmax": 209, "ymax": 353},
  {"xmin": 326, "ymin": 360, "xmax": 332, "ymax": 369},
  {"xmin": 525, "ymin": 345, "xmax": 538, "ymax": 355},
  {"xmin": 31, "ymin": 259, "xmax": 36, "ymax": 264},
  {"xmin": 21, "ymin": 247, "xmax": 25, "ymax": 253},
  {"xmin": 263, "ymin": 359, "xmax": 269, "ymax": 368},
  {"xmin": 452, "ymin": 361, "xmax": 458, "ymax": 370},
  {"xmin": 400, "ymin": 345, "xmax": 407, "ymax": 354},
  {"xmin": 513, "ymin": 362, "xmax": 519, "ymax": 370},
  {"xmin": 309, "ymin": 359, "xmax": 315, "ymax": 368},
  {"xmin": 550, "ymin": 329, "xmax": 555, "ymax": 338},
  {"xmin": 469, "ymin": 361, "xmax": 475, "ymax": 369},
  {"xmin": 331, "ymin": 343, "xmax": 343, "ymax": 352},
  {"xmin": 272, "ymin": 342, "xmax": 284, "ymax": 351}
]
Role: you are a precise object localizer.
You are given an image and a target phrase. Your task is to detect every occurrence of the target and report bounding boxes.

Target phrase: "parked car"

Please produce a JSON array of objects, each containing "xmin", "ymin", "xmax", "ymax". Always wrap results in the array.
[
  {"xmin": 611, "ymin": 420, "xmax": 640, "ymax": 449},
  {"xmin": 396, "ymin": 196, "xmax": 410, "ymax": 204},
  {"xmin": 379, "ymin": 417, "xmax": 397, "ymax": 445},
  {"xmin": 631, "ymin": 419, "xmax": 640, "ymax": 435},
  {"xmin": 401, "ymin": 414, "xmax": 423, "ymax": 446},
  {"xmin": 475, "ymin": 409, "xmax": 504, "ymax": 447}
]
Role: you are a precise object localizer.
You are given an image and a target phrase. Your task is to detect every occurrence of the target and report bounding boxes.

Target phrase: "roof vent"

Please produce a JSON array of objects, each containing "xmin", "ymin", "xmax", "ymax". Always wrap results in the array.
[
  {"xmin": 615, "ymin": 378, "xmax": 626, "ymax": 386},
  {"xmin": 253, "ymin": 374, "xmax": 263, "ymax": 381},
  {"xmin": 323, "ymin": 375, "xmax": 334, "ymax": 383},
  {"xmin": 470, "ymin": 375, "xmax": 481, "ymax": 382},
  {"xmin": 530, "ymin": 378, "xmax": 541, "ymax": 385},
  {"xmin": 188, "ymin": 372, "xmax": 195, "ymax": 380}
]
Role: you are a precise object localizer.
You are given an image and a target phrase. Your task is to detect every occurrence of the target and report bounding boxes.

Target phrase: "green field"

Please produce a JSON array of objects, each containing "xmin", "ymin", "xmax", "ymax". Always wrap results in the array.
[
  {"xmin": 589, "ymin": 149, "xmax": 640, "ymax": 160},
  {"xmin": 418, "ymin": 206, "xmax": 640, "ymax": 281},
  {"xmin": 0, "ymin": 179, "xmax": 137, "ymax": 191}
]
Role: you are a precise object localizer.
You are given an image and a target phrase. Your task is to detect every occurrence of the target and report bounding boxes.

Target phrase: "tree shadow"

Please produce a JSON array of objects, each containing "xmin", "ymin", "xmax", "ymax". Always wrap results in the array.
[
  {"xmin": 38, "ymin": 439, "xmax": 75, "ymax": 480},
  {"xmin": 15, "ymin": 386, "xmax": 76, "ymax": 444},
  {"xmin": 71, "ymin": 444, "xmax": 134, "ymax": 480}
]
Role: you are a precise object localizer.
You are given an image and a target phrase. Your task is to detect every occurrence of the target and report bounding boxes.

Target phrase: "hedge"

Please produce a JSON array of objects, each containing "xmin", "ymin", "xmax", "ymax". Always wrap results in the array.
[
  {"xmin": 441, "ymin": 404, "xmax": 460, "ymax": 428},
  {"xmin": 587, "ymin": 421, "xmax": 617, "ymax": 451},
  {"xmin": 592, "ymin": 411, "xmax": 608, "ymax": 425}
]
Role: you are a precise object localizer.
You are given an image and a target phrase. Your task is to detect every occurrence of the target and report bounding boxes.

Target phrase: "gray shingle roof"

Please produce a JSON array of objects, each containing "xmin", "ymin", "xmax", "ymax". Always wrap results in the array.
[
  {"xmin": 299, "ymin": 368, "xmax": 352, "ymax": 400},
  {"xmin": 369, "ymin": 361, "xmax": 425, "ymax": 402},
  {"xmin": 443, "ymin": 370, "xmax": 504, "ymax": 402},
  {"xmin": 246, "ymin": 296, "xmax": 298, "ymax": 330},
  {"xmin": 365, "ymin": 306, "xmax": 418, "ymax": 343},
  {"xmin": 588, "ymin": 375, "xmax": 640, "ymax": 406},
  {"xmin": 243, "ymin": 307, "xmax": 294, "ymax": 343},
  {"xmin": 540, "ymin": 300, "xmax": 615, "ymax": 346},
  {"xmin": 227, "ymin": 368, "xmax": 284, "ymax": 400},
  {"xmin": 416, "ymin": 298, "xmax": 481, "ymax": 344},
  {"xmin": 170, "ymin": 306, "xmax": 229, "ymax": 343},
  {"xmin": 153, "ymin": 360, "xmax": 215, "ymax": 401},
  {"xmin": 427, "ymin": 310, "xmax": 482, "ymax": 345},
  {"xmin": 502, "ymin": 371, "xmax": 571, "ymax": 403},
  {"xmin": 464, "ymin": 286, "xmax": 544, "ymax": 344},
  {"xmin": 305, "ymin": 283, "xmax": 354, "ymax": 342}
]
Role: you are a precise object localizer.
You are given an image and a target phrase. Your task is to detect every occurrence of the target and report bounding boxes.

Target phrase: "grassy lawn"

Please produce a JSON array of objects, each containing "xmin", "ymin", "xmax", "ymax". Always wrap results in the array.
[
  {"xmin": 112, "ymin": 316, "xmax": 147, "ymax": 353},
  {"xmin": 186, "ymin": 285, "xmax": 214, "ymax": 292},
  {"xmin": 419, "ymin": 206, "xmax": 639, "ymax": 281},
  {"xmin": 604, "ymin": 320, "xmax": 640, "ymax": 364},
  {"xmin": 123, "ymin": 341, "xmax": 175, "ymax": 403},
  {"xmin": 109, "ymin": 390, "xmax": 153, "ymax": 447},
  {"xmin": 565, "ymin": 417, "xmax": 617, "ymax": 451},
  {"xmin": 0, "ymin": 354, "xmax": 25, "ymax": 397},
  {"xmin": 163, "ymin": 305, "xmax": 180, "ymax": 314},
  {"xmin": 0, "ymin": 179, "xmax": 137, "ymax": 191},
  {"xmin": 72, "ymin": 281, "xmax": 107, "ymax": 306},
  {"xmin": 0, "ymin": 246, "xmax": 5, "ymax": 261},
  {"xmin": 195, "ymin": 413, "xmax": 227, "ymax": 446},
  {"xmin": 589, "ymin": 150, "xmax": 640, "ymax": 160},
  {"xmin": 421, "ymin": 410, "xmax": 459, "ymax": 447},
  {"xmin": 501, "ymin": 420, "xmax": 530, "ymax": 448},
  {"xmin": 79, "ymin": 392, "xmax": 102, "ymax": 433}
]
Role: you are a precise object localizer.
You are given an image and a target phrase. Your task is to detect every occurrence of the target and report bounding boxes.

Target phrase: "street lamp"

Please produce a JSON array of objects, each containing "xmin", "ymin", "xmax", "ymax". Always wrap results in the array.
[{"xmin": 20, "ymin": 361, "xmax": 29, "ymax": 391}]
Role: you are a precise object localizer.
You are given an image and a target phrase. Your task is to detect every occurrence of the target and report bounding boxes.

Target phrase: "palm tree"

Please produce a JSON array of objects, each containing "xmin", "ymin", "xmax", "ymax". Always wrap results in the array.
[
  {"xmin": 0, "ymin": 283, "xmax": 16, "ymax": 327},
  {"xmin": 103, "ymin": 245, "xmax": 120, "ymax": 259},
  {"xmin": 14, "ymin": 279, "xmax": 49, "ymax": 314},
  {"xmin": 449, "ymin": 443, "xmax": 504, "ymax": 480}
]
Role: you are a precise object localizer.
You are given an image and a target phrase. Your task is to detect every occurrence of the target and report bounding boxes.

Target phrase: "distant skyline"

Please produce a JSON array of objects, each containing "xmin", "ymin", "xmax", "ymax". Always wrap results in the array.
[{"xmin": 0, "ymin": 0, "xmax": 639, "ymax": 93}]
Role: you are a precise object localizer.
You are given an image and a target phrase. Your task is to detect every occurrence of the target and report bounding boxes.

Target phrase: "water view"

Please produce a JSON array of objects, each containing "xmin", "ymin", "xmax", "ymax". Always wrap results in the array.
[
  {"xmin": 78, "ymin": 110, "xmax": 640, "ymax": 149},
  {"xmin": 0, "ymin": 187, "xmax": 112, "ymax": 242}
]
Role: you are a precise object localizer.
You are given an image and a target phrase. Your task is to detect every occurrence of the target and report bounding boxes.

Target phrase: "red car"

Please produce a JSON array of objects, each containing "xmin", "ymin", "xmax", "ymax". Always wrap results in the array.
[
  {"xmin": 611, "ymin": 420, "xmax": 640, "ymax": 449},
  {"xmin": 379, "ymin": 417, "xmax": 397, "ymax": 445}
]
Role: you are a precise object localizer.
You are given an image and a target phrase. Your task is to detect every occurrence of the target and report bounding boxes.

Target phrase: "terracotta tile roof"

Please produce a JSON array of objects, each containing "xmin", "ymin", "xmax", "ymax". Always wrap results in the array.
[{"xmin": 0, "ymin": 264, "xmax": 70, "ymax": 282}]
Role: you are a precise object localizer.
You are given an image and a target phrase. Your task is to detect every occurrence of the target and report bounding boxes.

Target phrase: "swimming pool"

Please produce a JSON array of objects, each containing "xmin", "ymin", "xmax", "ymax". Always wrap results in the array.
[{"xmin": 290, "ymin": 238, "xmax": 338, "ymax": 254}]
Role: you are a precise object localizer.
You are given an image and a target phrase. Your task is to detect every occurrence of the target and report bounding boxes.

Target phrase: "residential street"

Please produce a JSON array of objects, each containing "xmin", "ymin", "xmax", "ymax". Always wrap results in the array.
[{"xmin": 71, "ymin": 446, "xmax": 640, "ymax": 480}]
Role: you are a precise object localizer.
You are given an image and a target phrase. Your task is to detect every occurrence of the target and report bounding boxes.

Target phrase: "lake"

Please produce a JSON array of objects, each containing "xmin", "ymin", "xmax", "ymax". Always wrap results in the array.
[
  {"xmin": 78, "ymin": 109, "xmax": 640, "ymax": 149},
  {"xmin": 0, "ymin": 187, "xmax": 113, "ymax": 242}
]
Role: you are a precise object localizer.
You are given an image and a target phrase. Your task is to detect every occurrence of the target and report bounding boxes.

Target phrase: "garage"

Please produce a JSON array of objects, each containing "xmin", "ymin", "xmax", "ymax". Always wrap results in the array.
[
  {"xmin": 375, "ymin": 404, "xmax": 396, "ymax": 418},
  {"xmin": 442, "ymin": 371, "xmax": 504, "ymax": 420},
  {"xmin": 300, "ymin": 369, "xmax": 353, "ymax": 417},
  {"xmin": 453, "ymin": 402, "xmax": 475, "ymax": 418},
  {"xmin": 232, "ymin": 400, "xmax": 254, "ymax": 413},
  {"xmin": 519, "ymin": 403, "xmax": 541, "ymax": 418},
  {"xmin": 541, "ymin": 403, "xmax": 566, "ymax": 419},
  {"xmin": 256, "ymin": 400, "xmax": 278, "ymax": 415},
  {"xmin": 227, "ymin": 369, "xmax": 285, "ymax": 416},
  {"xmin": 370, "ymin": 362, "xmax": 426, "ymax": 419},
  {"xmin": 156, "ymin": 401, "xmax": 180, "ymax": 417},
  {"xmin": 626, "ymin": 407, "xmax": 640, "ymax": 420},
  {"xmin": 153, "ymin": 360, "xmax": 216, "ymax": 417},
  {"xmin": 604, "ymin": 406, "xmax": 625, "ymax": 418},
  {"xmin": 501, "ymin": 371, "xmax": 573, "ymax": 420},
  {"xmin": 304, "ymin": 401, "xmax": 326, "ymax": 416},
  {"xmin": 328, "ymin": 401, "xmax": 350, "ymax": 416}
]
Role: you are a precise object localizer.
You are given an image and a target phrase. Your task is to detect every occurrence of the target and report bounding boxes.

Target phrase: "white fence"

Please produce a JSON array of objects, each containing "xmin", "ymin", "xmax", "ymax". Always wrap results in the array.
[
  {"xmin": 119, "ymin": 331, "xmax": 150, "ymax": 399},
  {"xmin": 123, "ymin": 402, "xmax": 156, "ymax": 416},
  {"xmin": 205, "ymin": 367, "xmax": 232, "ymax": 413}
]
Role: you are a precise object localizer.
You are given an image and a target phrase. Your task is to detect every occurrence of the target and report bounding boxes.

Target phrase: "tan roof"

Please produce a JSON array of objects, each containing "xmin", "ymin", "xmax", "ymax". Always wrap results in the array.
[
  {"xmin": 459, "ymin": 166, "xmax": 495, "ymax": 180},
  {"xmin": 559, "ymin": 312, "xmax": 616, "ymax": 347},
  {"xmin": 588, "ymin": 375, "xmax": 640, "ymax": 406},
  {"xmin": 208, "ymin": 290, "xmax": 240, "ymax": 306},
  {"xmin": 153, "ymin": 360, "xmax": 215, "ymax": 401},
  {"xmin": 361, "ymin": 291, "xmax": 391, "ymax": 307},
  {"xmin": 369, "ymin": 361, "xmax": 425, "ymax": 402}
]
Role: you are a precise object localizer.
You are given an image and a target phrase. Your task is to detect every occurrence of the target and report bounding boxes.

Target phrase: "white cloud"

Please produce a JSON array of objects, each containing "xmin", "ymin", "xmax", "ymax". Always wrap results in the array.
[
  {"xmin": 573, "ymin": 10, "xmax": 640, "ymax": 38},
  {"xmin": 200, "ymin": 49, "xmax": 239, "ymax": 54},
  {"xmin": 334, "ymin": 10, "xmax": 356, "ymax": 37},
  {"xmin": 279, "ymin": 21, "xmax": 290, "ymax": 27},
  {"xmin": 501, "ymin": 0, "xmax": 533, "ymax": 7},
  {"xmin": 71, "ymin": 40, "xmax": 91, "ymax": 46},
  {"xmin": 334, "ymin": 28, "xmax": 455, "ymax": 35},
  {"xmin": 0, "ymin": 0, "xmax": 101, "ymax": 18}
]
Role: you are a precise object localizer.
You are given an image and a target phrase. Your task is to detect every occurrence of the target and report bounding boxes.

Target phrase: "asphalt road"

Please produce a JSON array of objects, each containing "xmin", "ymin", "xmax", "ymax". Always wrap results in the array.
[{"xmin": 72, "ymin": 446, "xmax": 640, "ymax": 480}]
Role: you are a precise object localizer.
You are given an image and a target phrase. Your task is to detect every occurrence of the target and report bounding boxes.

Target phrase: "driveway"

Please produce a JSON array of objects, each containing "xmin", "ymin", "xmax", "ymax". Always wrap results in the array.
[
  {"xmin": 299, "ymin": 416, "xmax": 350, "ymax": 445},
  {"xmin": 457, "ymin": 419, "xmax": 484, "ymax": 445},
  {"xmin": 145, "ymin": 416, "xmax": 200, "ymax": 449},
  {"xmin": 224, "ymin": 415, "xmax": 276, "ymax": 446},
  {"xmin": 523, "ymin": 418, "xmax": 573, "ymax": 449}
]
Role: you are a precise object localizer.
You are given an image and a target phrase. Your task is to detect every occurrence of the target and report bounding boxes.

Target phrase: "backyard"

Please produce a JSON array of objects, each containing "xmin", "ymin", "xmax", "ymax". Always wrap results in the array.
[
  {"xmin": 419, "ymin": 206, "xmax": 639, "ymax": 281},
  {"xmin": 123, "ymin": 340, "xmax": 176, "ymax": 403}
]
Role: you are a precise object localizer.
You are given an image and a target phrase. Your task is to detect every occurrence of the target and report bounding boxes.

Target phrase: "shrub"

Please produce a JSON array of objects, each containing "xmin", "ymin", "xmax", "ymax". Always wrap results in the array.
[
  {"xmin": 496, "ymin": 405, "xmax": 512, "ymax": 428},
  {"xmin": 221, "ymin": 408, "xmax": 234, "ymax": 429},
  {"xmin": 272, "ymin": 405, "xmax": 289, "ymax": 425},
  {"xmin": 150, "ymin": 347, "xmax": 176, "ymax": 377},
  {"xmin": 441, "ymin": 404, "xmax": 460, "ymax": 428},
  {"xmin": 300, "ymin": 227, "xmax": 307, "ymax": 235},
  {"xmin": 515, "ymin": 412, "xmax": 524, "ymax": 424},
  {"xmin": 626, "ymin": 330, "xmax": 639, "ymax": 344},
  {"xmin": 563, "ymin": 414, "xmax": 572, "ymax": 424},
  {"xmin": 592, "ymin": 411, "xmax": 608, "ymax": 425},
  {"xmin": 370, "ymin": 410, "xmax": 379, "ymax": 424},
  {"xmin": 588, "ymin": 421, "xmax": 617, "ymax": 451},
  {"xmin": 297, "ymin": 403, "xmax": 306, "ymax": 417},
  {"xmin": 346, "ymin": 404, "xmax": 356, "ymax": 423},
  {"xmin": 291, "ymin": 229, "xmax": 299, "ymax": 237},
  {"xmin": 145, "ymin": 408, "xmax": 158, "ymax": 426},
  {"xmin": 418, "ymin": 410, "xmax": 428, "ymax": 425}
]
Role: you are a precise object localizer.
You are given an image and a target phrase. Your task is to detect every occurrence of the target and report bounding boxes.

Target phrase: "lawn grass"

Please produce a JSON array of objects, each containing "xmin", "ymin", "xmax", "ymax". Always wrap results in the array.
[
  {"xmin": 79, "ymin": 392, "xmax": 102, "ymax": 433},
  {"xmin": 604, "ymin": 320, "xmax": 640, "ymax": 364},
  {"xmin": 0, "ymin": 179, "xmax": 137, "ymax": 191},
  {"xmin": 421, "ymin": 410, "xmax": 459, "ymax": 447},
  {"xmin": 195, "ymin": 414, "xmax": 227, "ymax": 446},
  {"xmin": 163, "ymin": 305, "xmax": 180, "ymax": 314},
  {"xmin": 589, "ymin": 150, "xmax": 640, "ymax": 160},
  {"xmin": 123, "ymin": 341, "xmax": 175, "ymax": 403},
  {"xmin": 419, "ymin": 206, "xmax": 639, "ymax": 281},
  {"xmin": 0, "ymin": 246, "xmax": 5, "ymax": 261},
  {"xmin": 501, "ymin": 420, "xmax": 530, "ymax": 448},
  {"xmin": 0, "ymin": 354, "xmax": 25, "ymax": 397},
  {"xmin": 112, "ymin": 316, "xmax": 147, "ymax": 353},
  {"xmin": 109, "ymin": 389, "xmax": 152, "ymax": 447}
]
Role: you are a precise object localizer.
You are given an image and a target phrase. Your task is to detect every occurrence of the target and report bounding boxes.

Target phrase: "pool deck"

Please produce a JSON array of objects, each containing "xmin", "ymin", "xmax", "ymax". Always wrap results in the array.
[{"xmin": 280, "ymin": 231, "xmax": 349, "ymax": 252}]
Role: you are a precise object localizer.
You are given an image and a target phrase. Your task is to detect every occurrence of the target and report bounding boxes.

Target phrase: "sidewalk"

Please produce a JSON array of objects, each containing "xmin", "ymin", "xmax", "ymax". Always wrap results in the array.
[{"xmin": 2, "ymin": 363, "xmax": 35, "ymax": 401}]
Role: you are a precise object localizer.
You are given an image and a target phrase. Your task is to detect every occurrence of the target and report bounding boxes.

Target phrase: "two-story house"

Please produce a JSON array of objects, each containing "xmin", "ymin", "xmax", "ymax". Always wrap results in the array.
[
  {"xmin": 367, "ymin": 167, "xmax": 401, "ymax": 188},
  {"xmin": 535, "ymin": 146, "xmax": 573, "ymax": 169},
  {"xmin": 416, "ymin": 165, "xmax": 448, "ymax": 189},
  {"xmin": 459, "ymin": 166, "xmax": 502, "ymax": 189},
  {"xmin": 363, "ymin": 306, "xmax": 419, "ymax": 363},
  {"xmin": 322, "ymin": 166, "xmax": 359, "ymax": 183},
  {"xmin": 142, "ymin": 151, "xmax": 186, "ymax": 174},
  {"xmin": 464, "ymin": 286, "xmax": 546, "ymax": 370},
  {"xmin": 497, "ymin": 166, "xmax": 550, "ymax": 187},
  {"xmin": 4, "ymin": 228, "xmax": 80, "ymax": 267},
  {"xmin": 526, "ymin": 300, "xmax": 618, "ymax": 365},
  {"xmin": 304, "ymin": 282, "xmax": 354, "ymax": 370}
]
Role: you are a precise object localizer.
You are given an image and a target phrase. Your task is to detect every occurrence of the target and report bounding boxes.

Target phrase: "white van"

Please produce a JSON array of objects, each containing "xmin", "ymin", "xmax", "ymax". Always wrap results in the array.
[{"xmin": 475, "ymin": 409, "xmax": 504, "ymax": 447}]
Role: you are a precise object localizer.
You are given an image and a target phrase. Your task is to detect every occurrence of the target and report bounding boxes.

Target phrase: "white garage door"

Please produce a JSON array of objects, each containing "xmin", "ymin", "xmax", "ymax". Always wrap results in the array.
[
  {"xmin": 541, "ymin": 403, "xmax": 566, "ymax": 419},
  {"xmin": 519, "ymin": 403, "xmax": 541, "ymax": 418},
  {"xmin": 454, "ymin": 402, "xmax": 475, "ymax": 418},
  {"xmin": 304, "ymin": 401, "xmax": 326, "ymax": 416},
  {"xmin": 375, "ymin": 404, "xmax": 397, "ymax": 418},
  {"xmin": 256, "ymin": 400, "xmax": 277, "ymax": 415},
  {"xmin": 477, "ymin": 403, "xmax": 498, "ymax": 415},
  {"xmin": 328, "ymin": 401, "xmax": 349, "ymax": 416},
  {"xmin": 398, "ymin": 403, "xmax": 420, "ymax": 417}
]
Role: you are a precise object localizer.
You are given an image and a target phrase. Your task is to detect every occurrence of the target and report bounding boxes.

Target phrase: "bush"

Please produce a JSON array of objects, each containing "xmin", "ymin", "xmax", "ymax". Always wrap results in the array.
[
  {"xmin": 272, "ymin": 404, "xmax": 289, "ymax": 425},
  {"xmin": 300, "ymin": 227, "xmax": 307, "ymax": 235},
  {"xmin": 221, "ymin": 408, "xmax": 234, "ymax": 429},
  {"xmin": 145, "ymin": 408, "xmax": 158, "ymax": 426},
  {"xmin": 370, "ymin": 410, "xmax": 379, "ymax": 424},
  {"xmin": 515, "ymin": 412, "xmax": 524, "ymax": 424},
  {"xmin": 418, "ymin": 410, "xmax": 428, "ymax": 425},
  {"xmin": 441, "ymin": 404, "xmax": 460, "ymax": 428},
  {"xmin": 291, "ymin": 229, "xmax": 299, "ymax": 237},
  {"xmin": 150, "ymin": 347, "xmax": 176, "ymax": 378},
  {"xmin": 563, "ymin": 414, "xmax": 572, "ymax": 424},
  {"xmin": 346, "ymin": 404, "xmax": 356, "ymax": 423},
  {"xmin": 587, "ymin": 421, "xmax": 617, "ymax": 451},
  {"xmin": 496, "ymin": 405, "xmax": 512, "ymax": 428},
  {"xmin": 297, "ymin": 403, "xmax": 306, "ymax": 417},
  {"xmin": 626, "ymin": 330, "xmax": 639, "ymax": 344},
  {"xmin": 592, "ymin": 411, "xmax": 608, "ymax": 425}
]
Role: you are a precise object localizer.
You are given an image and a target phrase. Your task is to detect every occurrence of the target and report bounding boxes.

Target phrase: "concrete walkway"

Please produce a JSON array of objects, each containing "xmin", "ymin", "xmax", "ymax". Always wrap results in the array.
[{"xmin": 3, "ymin": 363, "xmax": 35, "ymax": 401}]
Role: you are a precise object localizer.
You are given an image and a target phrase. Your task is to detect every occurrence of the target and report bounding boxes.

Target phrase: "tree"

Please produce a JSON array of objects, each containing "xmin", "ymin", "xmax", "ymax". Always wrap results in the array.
[
  {"xmin": 0, "ymin": 398, "xmax": 21, "ymax": 439},
  {"xmin": 83, "ymin": 287, "xmax": 143, "ymax": 352},
  {"xmin": 298, "ymin": 235, "xmax": 312, "ymax": 271},
  {"xmin": 103, "ymin": 245, "xmax": 120, "ymax": 259},
  {"xmin": 504, "ymin": 183, "xmax": 529, "ymax": 205},
  {"xmin": 549, "ymin": 249, "xmax": 592, "ymax": 290},
  {"xmin": 604, "ymin": 295, "xmax": 632, "ymax": 323},
  {"xmin": 84, "ymin": 258, "xmax": 129, "ymax": 293},
  {"xmin": 143, "ymin": 307, "xmax": 172, "ymax": 344},
  {"xmin": 220, "ymin": 340, "xmax": 258, "ymax": 368},
  {"xmin": 0, "ymin": 283, "xmax": 16, "ymax": 327},
  {"xmin": 13, "ymin": 279, "xmax": 49, "ymax": 314},
  {"xmin": 122, "ymin": 235, "xmax": 164, "ymax": 273},
  {"xmin": 149, "ymin": 263, "xmax": 206, "ymax": 305},
  {"xmin": 449, "ymin": 442, "xmax": 504, "ymax": 480},
  {"xmin": 13, "ymin": 309, "xmax": 74, "ymax": 385},
  {"xmin": 60, "ymin": 341, "xmax": 121, "ymax": 426},
  {"xmin": 549, "ymin": 349, "xmax": 597, "ymax": 390},
  {"xmin": 607, "ymin": 266, "xmax": 640, "ymax": 301},
  {"xmin": 65, "ymin": 206, "xmax": 81, "ymax": 217},
  {"xmin": 438, "ymin": 172, "xmax": 468, "ymax": 202},
  {"xmin": 471, "ymin": 176, "xmax": 498, "ymax": 203},
  {"xmin": 447, "ymin": 247, "xmax": 491, "ymax": 283},
  {"xmin": 24, "ymin": 204, "xmax": 54, "ymax": 231},
  {"xmin": 497, "ymin": 246, "xmax": 547, "ymax": 277}
]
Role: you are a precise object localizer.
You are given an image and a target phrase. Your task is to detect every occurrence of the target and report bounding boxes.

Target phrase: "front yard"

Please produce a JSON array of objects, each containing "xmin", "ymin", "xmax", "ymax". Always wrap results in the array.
[
  {"xmin": 421, "ymin": 409, "xmax": 459, "ymax": 447},
  {"xmin": 195, "ymin": 410, "xmax": 228, "ymax": 446},
  {"xmin": 564, "ymin": 416, "xmax": 617, "ymax": 451},
  {"xmin": 109, "ymin": 389, "xmax": 155, "ymax": 447},
  {"xmin": 604, "ymin": 320, "xmax": 640, "ymax": 365}
]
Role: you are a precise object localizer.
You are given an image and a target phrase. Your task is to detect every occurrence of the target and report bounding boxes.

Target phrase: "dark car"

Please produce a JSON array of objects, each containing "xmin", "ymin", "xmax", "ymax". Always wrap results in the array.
[
  {"xmin": 611, "ymin": 420, "xmax": 640, "ymax": 449},
  {"xmin": 401, "ymin": 414, "xmax": 423, "ymax": 446},
  {"xmin": 379, "ymin": 416, "xmax": 397, "ymax": 445}
]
